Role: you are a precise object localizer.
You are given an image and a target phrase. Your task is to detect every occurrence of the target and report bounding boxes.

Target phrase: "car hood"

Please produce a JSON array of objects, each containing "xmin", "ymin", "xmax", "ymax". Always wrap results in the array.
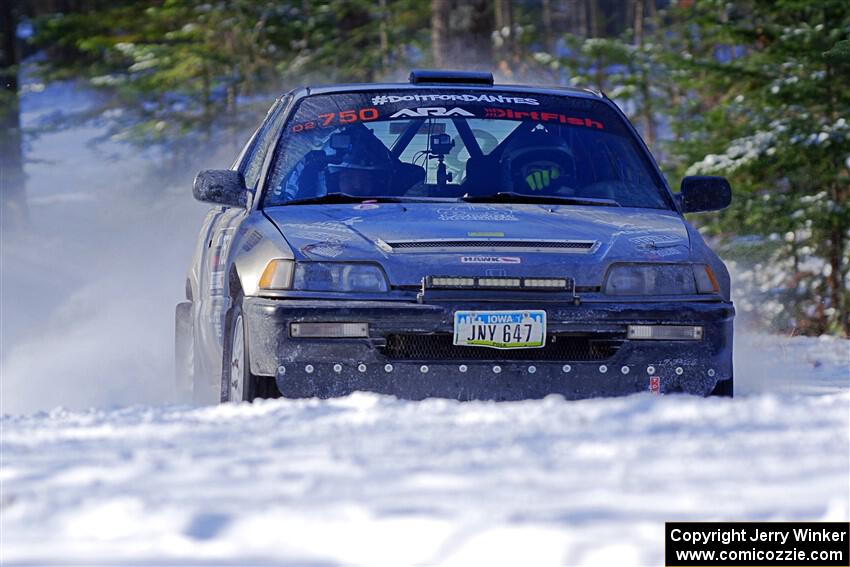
[{"xmin": 264, "ymin": 203, "xmax": 691, "ymax": 287}]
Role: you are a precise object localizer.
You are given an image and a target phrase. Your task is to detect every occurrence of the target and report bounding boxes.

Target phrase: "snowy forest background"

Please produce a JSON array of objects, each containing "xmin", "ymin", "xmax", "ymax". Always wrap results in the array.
[{"xmin": 2, "ymin": 0, "xmax": 849, "ymax": 337}]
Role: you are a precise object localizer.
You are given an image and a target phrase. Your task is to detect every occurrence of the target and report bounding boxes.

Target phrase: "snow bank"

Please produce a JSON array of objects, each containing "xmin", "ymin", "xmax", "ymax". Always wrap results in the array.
[{"xmin": 2, "ymin": 378, "xmax": 848, "ymax": 565}]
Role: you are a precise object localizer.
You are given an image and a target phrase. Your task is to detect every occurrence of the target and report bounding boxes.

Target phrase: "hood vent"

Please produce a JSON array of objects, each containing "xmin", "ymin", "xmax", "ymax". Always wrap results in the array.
[{"xmin": 380, "ymin": 238, "xmax": 598, "ymax": 253}]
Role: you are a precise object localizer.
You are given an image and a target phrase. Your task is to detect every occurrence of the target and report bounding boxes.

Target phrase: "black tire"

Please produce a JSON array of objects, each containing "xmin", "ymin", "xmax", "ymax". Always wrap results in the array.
[
  {"xmin": 709, "ymin": 377, "xmax": 734, "ymax": 397},
  {"xmin": 256, "ymin": 373, "xmax": 282, "ymax": 399},
  {"xmin": 174, "ymin": 302, "xmax": 194, "ymax": 402},
  {"xmin": 220, "ymin": 295, "xmax": 259, "ymax": 403}
]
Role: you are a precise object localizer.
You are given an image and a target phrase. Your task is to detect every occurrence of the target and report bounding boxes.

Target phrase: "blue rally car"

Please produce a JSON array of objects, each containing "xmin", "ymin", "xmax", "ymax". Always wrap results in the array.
[{"xmin": 175, "ymin": 70, "xmax": 735, "ymax": 403}]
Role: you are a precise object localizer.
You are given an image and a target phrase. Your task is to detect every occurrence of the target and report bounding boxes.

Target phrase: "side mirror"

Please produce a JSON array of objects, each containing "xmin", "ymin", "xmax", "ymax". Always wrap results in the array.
[
  {"xmin": 678, "ymin": 176, "xmax": 732, "ymax": 213},
  {"xmin": 193, "ymin": 169, "xmax": 247, "ymax": 207}
]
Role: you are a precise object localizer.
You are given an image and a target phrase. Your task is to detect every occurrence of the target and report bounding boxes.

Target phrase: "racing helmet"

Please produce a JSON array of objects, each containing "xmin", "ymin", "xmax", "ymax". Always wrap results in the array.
[
  {"xmin": 320, "ymin": 124, "xmax": 393, "ymax": 195},
  {"xmin": 499, "ymin": 126, "xmax": 577, "ymax": 193}
]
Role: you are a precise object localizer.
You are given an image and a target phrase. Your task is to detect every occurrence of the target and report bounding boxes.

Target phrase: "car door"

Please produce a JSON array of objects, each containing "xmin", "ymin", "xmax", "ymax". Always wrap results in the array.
[{"xmin": 193, "ymin": 99, "xmax": 290, "ymax": 386}]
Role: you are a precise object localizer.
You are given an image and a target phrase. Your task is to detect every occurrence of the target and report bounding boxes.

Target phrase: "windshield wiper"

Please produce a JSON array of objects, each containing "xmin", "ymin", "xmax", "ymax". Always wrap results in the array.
[
  {"xmin": 281, "ymin": 193, "xmax": 411, "ymax": 206},
  {"xmin": 462, "ymin": 192, "xmax": 621, "ymax": 207}
]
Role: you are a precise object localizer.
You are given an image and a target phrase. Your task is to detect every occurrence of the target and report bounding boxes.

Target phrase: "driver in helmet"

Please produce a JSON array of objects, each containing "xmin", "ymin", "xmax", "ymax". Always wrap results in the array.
[
  {"xmin": 283, "ymin": 123, "xmax": 393, "ymax": 201},
  {"xmin": 499, "ymin": 126, "xmax": 577, "ymax": 193}
]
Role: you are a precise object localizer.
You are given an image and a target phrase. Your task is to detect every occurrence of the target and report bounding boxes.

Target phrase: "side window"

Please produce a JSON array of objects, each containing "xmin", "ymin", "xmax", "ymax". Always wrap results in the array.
[
  {"xmin": 240, "ymin": 132, "xmax": 266, "ymax": 190},
  {"xmin": 241, "ymin": 99, "xmax": 289, "ymax": 189}
]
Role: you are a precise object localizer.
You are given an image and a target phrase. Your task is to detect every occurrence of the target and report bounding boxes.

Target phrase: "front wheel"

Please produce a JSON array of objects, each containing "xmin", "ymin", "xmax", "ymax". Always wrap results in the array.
[{"xmin": 220, "ymin": 300, "xmax": 259, "ymax": 403}]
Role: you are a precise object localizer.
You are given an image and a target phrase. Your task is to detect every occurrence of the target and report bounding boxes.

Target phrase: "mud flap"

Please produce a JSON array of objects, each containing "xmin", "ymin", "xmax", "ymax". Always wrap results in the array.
[{"xmin": 174, "ymin": 302, "xmax": 194, "ymax": 402}]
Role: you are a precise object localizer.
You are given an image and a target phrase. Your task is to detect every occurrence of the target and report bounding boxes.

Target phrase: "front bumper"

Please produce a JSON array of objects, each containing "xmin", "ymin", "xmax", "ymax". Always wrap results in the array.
[{"xmin": 243, "ymin": 297, "xmax": 734, "ymax": 400}]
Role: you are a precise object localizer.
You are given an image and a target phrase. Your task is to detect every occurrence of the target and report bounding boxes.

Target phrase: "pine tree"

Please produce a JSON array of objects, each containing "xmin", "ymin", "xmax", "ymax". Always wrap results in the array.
[
  {"xmin": 1, "ymin": 0, "xmax": 27, "ymax": 229},
  {"xmin": 668, "ymin": 0, "xmax": 850, "ymax": 335},
  {"xmin": 30, "ymin": 0, "xmax": 428, "ymax": 161}
]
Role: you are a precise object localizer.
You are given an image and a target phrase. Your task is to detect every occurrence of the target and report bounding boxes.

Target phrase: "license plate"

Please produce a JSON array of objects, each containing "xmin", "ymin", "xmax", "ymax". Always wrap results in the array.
[{"xmin": 453, "ymin": 310, "xmax": 546, "ymax": 349}]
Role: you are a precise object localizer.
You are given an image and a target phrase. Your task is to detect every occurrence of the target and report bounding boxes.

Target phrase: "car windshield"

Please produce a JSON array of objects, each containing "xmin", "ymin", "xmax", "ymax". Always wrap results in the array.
[{"xmin": 263, "ymin": 90, "xmax": 671, "ymax": 209}]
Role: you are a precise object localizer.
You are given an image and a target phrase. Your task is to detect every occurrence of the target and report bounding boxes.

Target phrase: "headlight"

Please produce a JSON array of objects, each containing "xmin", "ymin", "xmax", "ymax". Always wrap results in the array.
[
  {"xmin": 604, "ymin": 264, "xmax": 718, "ymax": 295},
  {"xmin": 294, "ymin": 262, "xmax": 389, "ymax": 293},
  {"xmin": 259, "ymin": 260, "xmax": 389, "ymax": 292}
]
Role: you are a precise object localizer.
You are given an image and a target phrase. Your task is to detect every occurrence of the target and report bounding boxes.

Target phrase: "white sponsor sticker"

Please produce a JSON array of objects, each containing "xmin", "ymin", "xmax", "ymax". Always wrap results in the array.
[
  {"xmin": 647, "ymin": 247, "xmax": 685, "ymax": 258},
  {"xmin": 389, "ymin": 107, "xmax": 474, "ymax": 118},
  {"xmin": 436, "ymin": 206, "xmax": 518, "ymax": 222},
  {"xmin": 460, "ymin": 256, "xmax": 521, "ymax": 264},
  {"xmin": 372, "ymin": 93, "xmax": 539, "ymax": 106},
  {"xmin": 302, "ymin": 243, "xmax": 345, "ymax": 258},
  {"xmin": 290, "ymin": 230, "xmax": 352, "ymax": 243},
  {"xmin": 629, "ymin": 234, "xmax": 684, "ymax": 246},
  {"xmin": 282, "ymin": 218, "xmax": 363, "ymax": 242}
]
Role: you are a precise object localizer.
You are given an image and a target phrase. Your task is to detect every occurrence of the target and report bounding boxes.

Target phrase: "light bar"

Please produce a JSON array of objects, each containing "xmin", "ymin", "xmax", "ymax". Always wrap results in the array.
[
  {"xmin": 429, "ymin": 276, "xmax": 475, "ymax": 288},
  {"xmin": 628, "ymin": 325, "xmax": 704, "ymax": 340},
  {"xmin": 477, "ymin": 277, "xmax": 521, "ymax": 288},
  {"xmin": 290, "ymin": 322, "xmax": 369, "ymax": 338},
  {"xmin": 523, "ymin": 278, "xmax": 568, "ymax": 289},
  {"xmin": 426, "ymin": 276, "xmax": 573, "ymax": 291}
]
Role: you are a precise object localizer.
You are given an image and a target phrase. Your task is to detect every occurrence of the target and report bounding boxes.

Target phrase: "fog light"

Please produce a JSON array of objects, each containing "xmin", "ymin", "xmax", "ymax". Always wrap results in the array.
[
  {"xmin": 627, "ymin": 325, "xmax": 703, "ymax": 340},
  {"xmin": 290, "ymin": 322, "xmax": 369, "ymax": 338}
]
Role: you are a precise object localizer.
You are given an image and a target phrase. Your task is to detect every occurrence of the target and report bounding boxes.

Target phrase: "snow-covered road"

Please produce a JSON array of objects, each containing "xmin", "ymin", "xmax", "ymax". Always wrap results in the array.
[{"xmin": 2, "ymin": 336, "xmax": 848, "ymax": 566}]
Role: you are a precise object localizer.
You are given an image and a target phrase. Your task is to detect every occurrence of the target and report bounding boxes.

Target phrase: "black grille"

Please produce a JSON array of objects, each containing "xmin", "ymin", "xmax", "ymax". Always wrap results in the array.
[
  {"xmin": 382, "ymin": 333, "xmax": 622, "ymax": 361},
  {"xmin": 388, "ymin": 240, "xmax": 595, "ymax": 250}
]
